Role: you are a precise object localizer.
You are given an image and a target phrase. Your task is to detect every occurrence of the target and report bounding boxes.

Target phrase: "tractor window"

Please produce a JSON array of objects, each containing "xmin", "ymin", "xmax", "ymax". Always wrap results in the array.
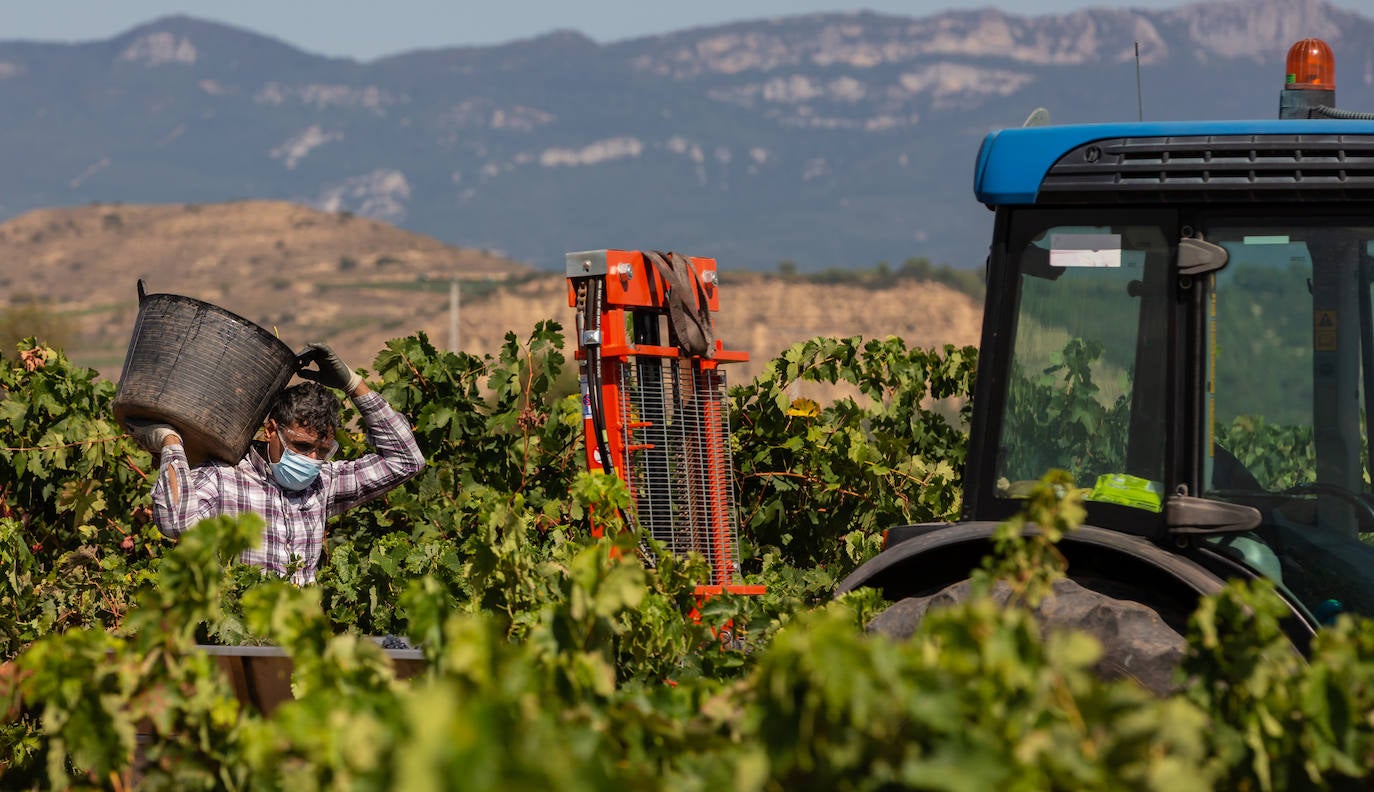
[
  {"xmin": 1200, "ymin": 222, "xmax": 1374, "ymax": 621},
  {"xmin": 995, "ymin": 223, "xmax": 1171, "ymax": 510},
  {"xmin": 1206, "ymin": 236, "xmax": 1321, "ymax": 491}
]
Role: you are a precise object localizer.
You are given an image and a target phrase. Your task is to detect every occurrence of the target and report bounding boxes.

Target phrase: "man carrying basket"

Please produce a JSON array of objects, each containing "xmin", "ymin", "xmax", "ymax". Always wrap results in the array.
[{"xmin": 126, "ymin": 343, "xmax": 425, "ymax": 584}]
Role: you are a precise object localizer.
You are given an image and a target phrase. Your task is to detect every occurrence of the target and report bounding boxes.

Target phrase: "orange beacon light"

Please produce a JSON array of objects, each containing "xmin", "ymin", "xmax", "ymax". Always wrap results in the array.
[
  {"xmin": 1285, "ymin": 37, "xmax": 1335, "ymax": 91},
  {"xmin": 1279, "ymin": 38, "xmax": 1336, "ymax": 119}
]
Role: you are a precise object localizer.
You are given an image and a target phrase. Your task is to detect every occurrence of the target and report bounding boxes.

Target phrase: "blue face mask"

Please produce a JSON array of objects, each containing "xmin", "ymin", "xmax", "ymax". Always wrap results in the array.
[{"xmin": 270, "ymin": 443, "xmax": 323, "ymax": 491}]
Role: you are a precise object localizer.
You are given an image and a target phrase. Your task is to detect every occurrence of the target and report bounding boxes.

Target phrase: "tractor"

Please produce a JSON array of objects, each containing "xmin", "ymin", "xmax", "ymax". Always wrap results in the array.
[{"xmin": 838, "ymin": 38, "xmax": 1374, "ymax": 693}]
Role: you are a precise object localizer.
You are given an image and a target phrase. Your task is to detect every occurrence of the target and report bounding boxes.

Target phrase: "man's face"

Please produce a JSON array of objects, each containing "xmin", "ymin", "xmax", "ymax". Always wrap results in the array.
[{"xmin": 266, "ymin": 420, "xmax": 339, "ymax": 464}]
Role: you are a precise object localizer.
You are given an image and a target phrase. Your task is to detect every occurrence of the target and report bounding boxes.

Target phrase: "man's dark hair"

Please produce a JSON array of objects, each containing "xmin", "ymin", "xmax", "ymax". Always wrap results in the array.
[{"xmin": 269, "ymin": 382, "xmax": 342, "ymax": 435}]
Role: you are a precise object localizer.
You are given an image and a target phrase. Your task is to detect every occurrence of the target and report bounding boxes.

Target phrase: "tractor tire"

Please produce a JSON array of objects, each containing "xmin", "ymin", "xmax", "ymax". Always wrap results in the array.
[{"xmin": 867, "ymin": 577, "xmax": 1188, "ymax": 696}]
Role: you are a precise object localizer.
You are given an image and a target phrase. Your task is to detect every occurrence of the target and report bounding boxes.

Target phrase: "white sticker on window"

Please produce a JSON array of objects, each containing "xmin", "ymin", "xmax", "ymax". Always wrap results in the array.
[
  {"xmin": 1243, "ymin": 235, "xmax": 1291, "ymax": 245},
  {"xmin": 1049, "ymin": 234, "xmax": 1122, "ymax": 268}
]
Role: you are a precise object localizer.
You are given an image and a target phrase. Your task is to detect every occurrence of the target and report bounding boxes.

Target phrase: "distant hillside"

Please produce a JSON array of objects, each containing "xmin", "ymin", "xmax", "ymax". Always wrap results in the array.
[
  {"xmin": 0, "ymin": 0, "xmax": 1369, "ymax": 272},
  {"xmin": 0, "ymin": 200, "xmax": 528, "ymax": 375},
  {"xmin": 0, "ymin": 201, "xmax": 983, "ymax": 393}
]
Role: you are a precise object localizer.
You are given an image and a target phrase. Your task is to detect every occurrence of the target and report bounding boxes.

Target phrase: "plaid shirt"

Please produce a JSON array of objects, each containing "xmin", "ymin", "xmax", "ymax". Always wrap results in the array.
[{"xmin": 152, "ymin": 390, "xmax": 425, "ymax": 584}]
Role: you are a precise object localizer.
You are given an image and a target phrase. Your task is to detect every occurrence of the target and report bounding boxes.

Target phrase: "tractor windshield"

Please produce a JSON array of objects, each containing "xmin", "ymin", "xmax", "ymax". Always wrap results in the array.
[
  {"xmin": 991, "ymin": 209, "xmax": 1374, "ymax": 622},
  {"xmin": 993, "ymin": 211, "xmax": 1174, "ymax": 515},
  {"xmin": 1202, "ymin": 220, "xmax": 1374, "ymax": 622}
]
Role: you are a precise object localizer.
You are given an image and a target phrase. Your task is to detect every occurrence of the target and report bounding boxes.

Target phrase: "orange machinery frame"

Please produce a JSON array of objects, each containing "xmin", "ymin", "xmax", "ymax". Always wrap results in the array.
[{"xmin": 566, "ymin": 248, "xmax": 764, "ymax": 599}]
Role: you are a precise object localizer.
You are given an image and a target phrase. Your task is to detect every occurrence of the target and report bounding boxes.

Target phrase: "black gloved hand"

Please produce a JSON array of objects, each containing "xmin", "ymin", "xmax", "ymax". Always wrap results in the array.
[
  {"xmin": 125, "ymin": 418, "xmax": 182, "ymax": 453},
  {"xmin": 297, "ymin": 342, "xmax": 362, "ymax": 393}
]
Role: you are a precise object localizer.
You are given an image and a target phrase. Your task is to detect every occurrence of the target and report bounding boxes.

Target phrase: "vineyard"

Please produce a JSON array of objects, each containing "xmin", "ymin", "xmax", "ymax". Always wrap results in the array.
[{"xmin": 5, "ymin": 328, "xmax": 1374, "ymax": 790}]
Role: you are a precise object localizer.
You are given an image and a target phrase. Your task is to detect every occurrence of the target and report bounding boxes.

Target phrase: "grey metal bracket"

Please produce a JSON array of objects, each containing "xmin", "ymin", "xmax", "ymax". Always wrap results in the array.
[{"xmin": 1178, "ymin": 236, "xmax": 1230, "ymax": 276}]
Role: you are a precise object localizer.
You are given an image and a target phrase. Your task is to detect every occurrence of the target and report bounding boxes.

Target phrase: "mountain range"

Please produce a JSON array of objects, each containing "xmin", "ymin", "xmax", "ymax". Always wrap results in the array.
[{"xmin": 1, "ymin": 0, "xmax": 1371, "ymax": 272}]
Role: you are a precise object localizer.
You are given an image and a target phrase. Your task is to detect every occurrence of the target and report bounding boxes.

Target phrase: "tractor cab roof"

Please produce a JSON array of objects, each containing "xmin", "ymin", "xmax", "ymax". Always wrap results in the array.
[{"xmin": 974, "ymin": 119, "xmax": 1374, "ymax": 207}]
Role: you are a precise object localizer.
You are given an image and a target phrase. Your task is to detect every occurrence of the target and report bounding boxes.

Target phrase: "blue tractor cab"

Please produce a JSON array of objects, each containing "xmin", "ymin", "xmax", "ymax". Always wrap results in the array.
[{"xmin": 840, "ymin": 39, "xmax": 1374, "ymax": 687}]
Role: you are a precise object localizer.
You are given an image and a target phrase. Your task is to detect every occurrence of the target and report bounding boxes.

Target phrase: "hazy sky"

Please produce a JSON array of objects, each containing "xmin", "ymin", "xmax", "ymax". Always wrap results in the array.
[{"xmin": 3, "ymin": 0, "xmax": 1367, "ymax": 61}]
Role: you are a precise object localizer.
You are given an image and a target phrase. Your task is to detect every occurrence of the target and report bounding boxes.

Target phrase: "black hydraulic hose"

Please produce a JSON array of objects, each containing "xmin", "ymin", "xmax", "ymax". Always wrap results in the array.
[
  {"xmin": 580, "ymin": 278, "xmax": 639, "ymax": 544},
  {"xmin": 586, "ymin": 355, "xmax": 614, "ymax": 476},
  {"xmin": 583, "ymin": 278, "xmax": 615, "ymax": 476},
  {"xmin": 1312, "ymin": 106, "xmax": 1374, "ymax": 120}
]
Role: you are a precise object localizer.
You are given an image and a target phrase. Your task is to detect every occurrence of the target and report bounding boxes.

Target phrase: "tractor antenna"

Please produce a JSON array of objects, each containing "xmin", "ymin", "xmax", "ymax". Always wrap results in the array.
[
  {"xmin": 1022, "ymin": 107, "xmax": 1050, "ymax": 127},
  {"xmin": 1135, "ymin": 41, "xmax": 1145, "ymax": 121}
]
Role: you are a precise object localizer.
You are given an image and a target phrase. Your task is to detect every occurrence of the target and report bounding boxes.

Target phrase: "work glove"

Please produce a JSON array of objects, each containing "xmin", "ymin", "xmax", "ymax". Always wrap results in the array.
[
  {"xmin": 125, "ymin": 418, "xmax": 181, "ymax": 453},
  {"xmin": 297, "ymin": 342, "xmax": 362, "ymax": 393}
]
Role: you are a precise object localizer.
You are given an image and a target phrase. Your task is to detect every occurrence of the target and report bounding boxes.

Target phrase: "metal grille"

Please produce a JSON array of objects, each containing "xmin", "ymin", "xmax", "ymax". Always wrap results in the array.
[
  {"xmin": 616, "ymin": 357, "xmax": 741, "ymax": 586},
  {"xmin": 1040, "ymin": 135, "xmax": 1374, "ymax": 202}
]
